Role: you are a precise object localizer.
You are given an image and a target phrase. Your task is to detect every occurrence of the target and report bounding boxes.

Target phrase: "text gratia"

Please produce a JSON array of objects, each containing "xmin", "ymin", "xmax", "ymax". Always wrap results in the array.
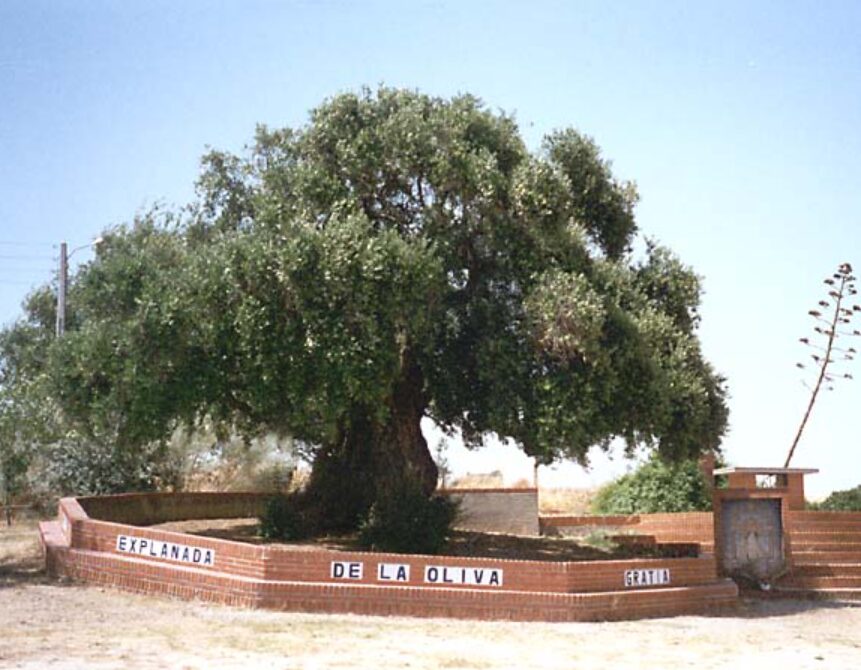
[
  {"xmin": 116, "ymin": 535, "xmax": 215, "ymax": 566},
  {"xmin": 623, "ymin": 568, "xmax": 670, "ymax": 588}
]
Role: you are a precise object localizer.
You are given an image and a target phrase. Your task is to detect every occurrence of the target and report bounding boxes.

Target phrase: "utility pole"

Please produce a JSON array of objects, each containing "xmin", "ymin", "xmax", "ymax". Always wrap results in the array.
[
  {"xmin": 56, "ymin": 241, "xmax": 68, "ymax": 336},
  {"xmin": 55, "ymin": 237, "xmax": 102, "ymax": 337}
]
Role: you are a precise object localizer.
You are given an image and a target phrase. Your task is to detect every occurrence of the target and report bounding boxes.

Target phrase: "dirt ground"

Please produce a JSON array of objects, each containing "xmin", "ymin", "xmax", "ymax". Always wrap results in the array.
[{"xmin": 2, "ymin": 522, "xmax": 860, "ymax": 669}]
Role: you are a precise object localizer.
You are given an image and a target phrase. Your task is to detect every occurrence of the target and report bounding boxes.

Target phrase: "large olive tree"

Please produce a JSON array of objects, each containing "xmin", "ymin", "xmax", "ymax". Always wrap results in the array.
[{"xmin": 7, "ymin": 88, "xmax": 728, "ymax": 528}]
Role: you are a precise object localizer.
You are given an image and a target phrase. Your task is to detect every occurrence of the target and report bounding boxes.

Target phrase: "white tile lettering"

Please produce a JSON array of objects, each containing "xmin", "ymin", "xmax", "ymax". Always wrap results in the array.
[
  {"xmin": 115, "ymin": 534, "xmax": 215, "ymax": 567},
  {"xmin": 624, "ymin": 568, "xmax": 670, "ymax": 588},
  {"xmin": 331, "ymin": 561, "xmax": 364, "ymax": 580},
  {"xmin": 377, "ymin": 563, "xmax": 410, "ymax": 582},
  {"xmin": 424, "ymin": 565, "xmax": 503, "ymax": 587}
]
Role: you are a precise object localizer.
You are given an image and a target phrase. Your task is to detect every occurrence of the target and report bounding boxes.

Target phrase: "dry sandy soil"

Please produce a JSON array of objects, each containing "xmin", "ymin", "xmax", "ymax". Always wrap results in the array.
[{"xmin": 2, "ymin": 521, "xmax": 861, "ymax": 669}]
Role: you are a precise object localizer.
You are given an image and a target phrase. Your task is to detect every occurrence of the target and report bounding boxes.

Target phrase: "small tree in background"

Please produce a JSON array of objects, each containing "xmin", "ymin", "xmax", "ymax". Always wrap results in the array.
[
  {"xmin": 591, "ymin": 457, "xmax": 713, "ymax": 514},
  {"xmin": 433, "ymin": 438, "xmax": 452, "ymax": 490},
  {"xmin": 785, "ymin": 262, "xmax": 860, "ymax": 467},
  {"xmin": 811, "ymin": 484, "xmax": 861, "ymax": 511}
]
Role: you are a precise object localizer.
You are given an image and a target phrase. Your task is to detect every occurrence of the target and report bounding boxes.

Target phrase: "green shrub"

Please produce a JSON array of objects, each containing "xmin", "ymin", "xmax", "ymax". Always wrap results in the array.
[
  {"xmin": 358, "ymin": 482, "xmax": 458, "ymax": 555},
  {"xmin": 591, "ymin": 457, "xmax": 712, "ymax": 514},
  {"xmin": 813, "ymin": 485, "xmax": 861, "ymax": 511},
  {"xmin": 258, "ymin": 494, "xmax": 308, "ymax": 540},
  {"xmin": 42, "ymin": 437, "xmax": 168, "ymax": 495}
]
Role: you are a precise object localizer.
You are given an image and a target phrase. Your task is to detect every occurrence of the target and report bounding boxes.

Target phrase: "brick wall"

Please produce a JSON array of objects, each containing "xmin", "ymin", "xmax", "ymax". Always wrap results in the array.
[
  {"xmin": 45, "ymin": 542, "xmax": 736, "ymax": 621},
  {"xmin": 772, "ymin": 510, "xmax": 861, "ymax": 596},
  {"xmin": 77, "ymin": 492, "xmax": 270, "ymax": 525},
  {"xmin": 540, "ymin": 512, "xmax": 715, "ymax": 553},
  {"xmin": 784, "ymin": 509, "xmax": 861, "ymax": 569},
  {"xmin": 442, "ymin": 488, "xmax": 539, "ymax": 536},
  {"xmin": 40, "ymin": 492, "xmax": 737, "ymax": 622}
]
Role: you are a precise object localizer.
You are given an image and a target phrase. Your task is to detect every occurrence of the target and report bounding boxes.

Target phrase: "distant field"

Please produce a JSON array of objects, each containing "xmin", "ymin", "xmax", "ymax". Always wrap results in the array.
[
  {"xmin": 444, "ymin": 476, "xmax": 598, "ymax": 516},
  {"xmin": 538, "ymin": 488, "xmax": 597, "ymax": 515}
]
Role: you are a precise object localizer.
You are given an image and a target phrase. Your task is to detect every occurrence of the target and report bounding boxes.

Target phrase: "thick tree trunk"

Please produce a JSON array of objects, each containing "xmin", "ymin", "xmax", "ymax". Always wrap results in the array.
[
  {"xmin": 373, "ymin": 347, "xmax": 439, "ymax": 496},
  {"xmin": 302, "ymin": 348, "xmax": 438, "ymax": 532},
  {"xmin": 302, "ymin": 410, "xmax": 376, "ymax": 532}
]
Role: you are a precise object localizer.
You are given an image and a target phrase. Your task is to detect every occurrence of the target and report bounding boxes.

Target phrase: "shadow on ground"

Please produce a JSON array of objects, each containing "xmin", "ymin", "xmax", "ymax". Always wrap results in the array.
[
  {"xmin": 154, "ymin": 518, "xmax": 689, "ymax": 562},
  {"xmin": 718, "ymin": 595, "xmax": 861, "ymax": 620}
]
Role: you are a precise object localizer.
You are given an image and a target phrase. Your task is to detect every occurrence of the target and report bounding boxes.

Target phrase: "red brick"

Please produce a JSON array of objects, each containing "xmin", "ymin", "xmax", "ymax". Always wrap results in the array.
[{"xmin": 40, "ymin": 492, "xmax": 739, "ymax": 622}]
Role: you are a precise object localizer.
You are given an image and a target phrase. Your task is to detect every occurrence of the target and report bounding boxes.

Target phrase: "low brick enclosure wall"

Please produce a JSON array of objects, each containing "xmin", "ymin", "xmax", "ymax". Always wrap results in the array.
[
  {"xmin": 40, "ymin": 493, "xmax": 737, "ymax": 622},
  {"xmin": 76, "ymin": 491, "xmax": 271, "ymax": 526},
  {"xmin": 540, "ymin": 512, "xmax": 715, "ymax": 554}
]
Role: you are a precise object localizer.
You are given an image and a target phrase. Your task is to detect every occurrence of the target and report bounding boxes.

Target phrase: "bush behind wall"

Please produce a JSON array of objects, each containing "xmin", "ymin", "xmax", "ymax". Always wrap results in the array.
[{"xmin": 591, "ymin": 457, "xmax": 712, "ymax": 515}]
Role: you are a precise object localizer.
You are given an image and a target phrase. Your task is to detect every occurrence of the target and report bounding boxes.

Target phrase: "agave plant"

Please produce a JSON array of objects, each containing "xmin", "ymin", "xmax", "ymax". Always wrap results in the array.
[{"xmin": 785, "ymin": 262, "xmax": 860, "ymax": 467}]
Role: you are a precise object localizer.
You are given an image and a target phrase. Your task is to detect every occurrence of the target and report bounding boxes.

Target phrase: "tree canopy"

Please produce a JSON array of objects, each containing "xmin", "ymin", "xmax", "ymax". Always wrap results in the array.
[{"xmin": 1, "ymin": 88, "xmax": 728, "ymax": 525}]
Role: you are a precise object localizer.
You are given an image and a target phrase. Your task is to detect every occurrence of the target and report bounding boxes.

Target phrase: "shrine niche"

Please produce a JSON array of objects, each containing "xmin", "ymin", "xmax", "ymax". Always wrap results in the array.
[{"xmin": 713, "ymin": 466, "xmax": 818, "ymax": 583}]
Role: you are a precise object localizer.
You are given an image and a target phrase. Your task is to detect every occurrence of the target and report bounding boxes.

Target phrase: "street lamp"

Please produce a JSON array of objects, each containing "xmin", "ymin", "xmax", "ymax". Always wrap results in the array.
[{"xmin": 55, "ymin": 237, "xmax": 103, "ymax": 336}]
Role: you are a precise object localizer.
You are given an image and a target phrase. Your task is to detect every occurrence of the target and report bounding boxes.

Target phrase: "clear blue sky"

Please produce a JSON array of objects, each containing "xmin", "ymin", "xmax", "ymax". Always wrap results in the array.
[{"xmin": 2, "ymin": 0, "xmax": 860, "ymax": 497}]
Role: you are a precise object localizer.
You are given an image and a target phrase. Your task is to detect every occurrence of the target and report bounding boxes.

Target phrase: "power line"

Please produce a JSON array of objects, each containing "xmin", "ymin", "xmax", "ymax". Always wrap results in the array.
[
  {"xmin": 0, "ymin": 272, "xmax": 49, "ymax": 278},
  {"xmin": 0, "ymin": 280, "xmax": 46, "ymax": 286},
  {"xmin": 0, "ymin": 277, "xmax": 52, "ymax": 282},
  {"xmin": 0, "ymin": 240, "xmax": 57, "ymax": 249},
  {"xmin": 0, "ymin": 255, "xmax": 54, "ymax": 261}
]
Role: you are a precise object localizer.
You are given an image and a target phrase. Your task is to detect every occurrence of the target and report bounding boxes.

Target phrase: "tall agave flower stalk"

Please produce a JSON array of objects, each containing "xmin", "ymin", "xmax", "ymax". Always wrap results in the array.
[{"xmin": 785, "ymin": 262, "xmax": 860, "ymax": 467}]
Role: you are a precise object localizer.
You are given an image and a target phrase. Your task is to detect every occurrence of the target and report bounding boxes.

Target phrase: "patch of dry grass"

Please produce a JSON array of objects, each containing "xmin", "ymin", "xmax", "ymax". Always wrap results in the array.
[
  {"xmin": 447, "ymin": 471, "xmax": 505, "ymax": 488},
  {"xmin": 539, "ymin": 487, "xmax": 597, "ymax": 515}
]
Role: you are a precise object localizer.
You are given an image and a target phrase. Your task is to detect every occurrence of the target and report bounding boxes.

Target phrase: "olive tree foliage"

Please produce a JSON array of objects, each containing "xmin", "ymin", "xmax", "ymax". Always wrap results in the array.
[{"xmin": 3, "ymin": 89, "xmax": 727, "ymax": 526}]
